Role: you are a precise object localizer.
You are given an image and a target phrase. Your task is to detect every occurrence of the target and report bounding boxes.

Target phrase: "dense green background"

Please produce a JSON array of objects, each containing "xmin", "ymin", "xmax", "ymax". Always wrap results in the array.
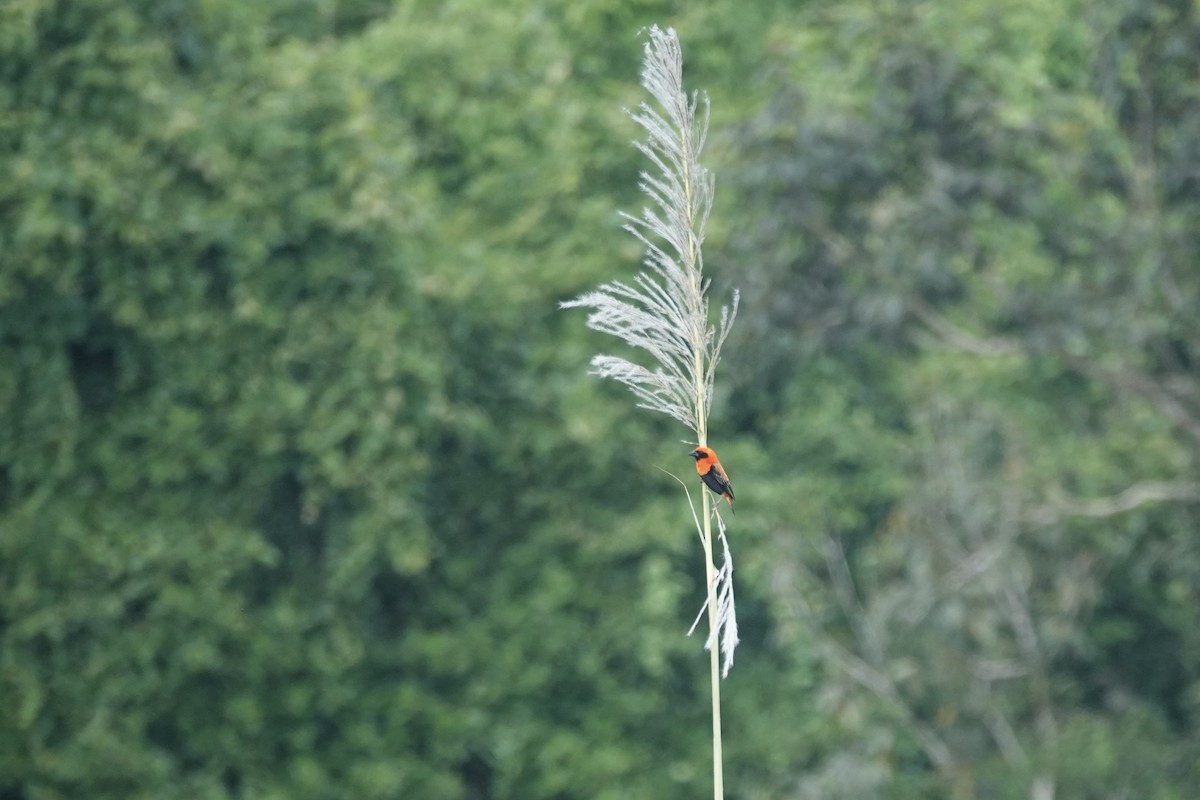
[{"xmin": 3, "ymin": 0, "xmax": 1199, "ymax": 797}]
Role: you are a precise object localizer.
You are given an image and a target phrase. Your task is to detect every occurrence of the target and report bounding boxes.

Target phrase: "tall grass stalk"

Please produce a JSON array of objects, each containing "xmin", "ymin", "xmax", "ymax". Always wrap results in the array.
[{"xmin": 561, "ymin": 25, "xmax": 738, "ymax": 800}]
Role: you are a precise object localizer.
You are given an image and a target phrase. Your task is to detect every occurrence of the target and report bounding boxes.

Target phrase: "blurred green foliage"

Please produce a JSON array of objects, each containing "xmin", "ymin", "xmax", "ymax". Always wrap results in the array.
[{"xmin": 2, "ymin": 0, "xmax": 1199, "ymax": 798}]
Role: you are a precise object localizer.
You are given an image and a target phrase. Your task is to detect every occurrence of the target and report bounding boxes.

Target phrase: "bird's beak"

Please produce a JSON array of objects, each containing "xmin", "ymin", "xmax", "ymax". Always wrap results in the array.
[{"xmin": 688, "ymin": 449, "xmax": 701, "ymax": 459}]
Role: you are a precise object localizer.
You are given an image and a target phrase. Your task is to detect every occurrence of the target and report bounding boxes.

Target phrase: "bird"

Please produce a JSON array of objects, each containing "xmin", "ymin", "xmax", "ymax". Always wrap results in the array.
[{"xmin": 689, "ymin": 446, "xmax": 735, "ymax": 514}]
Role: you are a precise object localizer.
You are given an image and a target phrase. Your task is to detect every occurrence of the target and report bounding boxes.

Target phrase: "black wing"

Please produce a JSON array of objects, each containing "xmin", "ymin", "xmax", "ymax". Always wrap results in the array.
[{"xmin": 700, "ymin": 467, "xmax": 732, "ymax": 499}]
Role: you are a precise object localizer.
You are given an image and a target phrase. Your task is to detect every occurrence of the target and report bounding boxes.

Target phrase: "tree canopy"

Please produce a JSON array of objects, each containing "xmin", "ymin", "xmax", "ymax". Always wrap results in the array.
[{"xmin": 3, "ymin": 1, "xmax": 1199, "ymax": 798}]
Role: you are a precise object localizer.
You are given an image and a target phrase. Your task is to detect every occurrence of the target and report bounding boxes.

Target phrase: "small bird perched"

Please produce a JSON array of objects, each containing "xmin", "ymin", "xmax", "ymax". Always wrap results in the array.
[{"xmin": 689, "ymin": 446, "xmax": 735, "ymax": 514}]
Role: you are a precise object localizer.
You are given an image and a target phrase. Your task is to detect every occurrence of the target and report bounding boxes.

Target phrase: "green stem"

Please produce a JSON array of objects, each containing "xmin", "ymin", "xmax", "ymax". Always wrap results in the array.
[
  {"xmin": 701, "ymin": 487, "xmax": 724, "ymax": 800},
  {"xmin": 680, "ymin": 72, "xmax": 721, "ymax": 800}
]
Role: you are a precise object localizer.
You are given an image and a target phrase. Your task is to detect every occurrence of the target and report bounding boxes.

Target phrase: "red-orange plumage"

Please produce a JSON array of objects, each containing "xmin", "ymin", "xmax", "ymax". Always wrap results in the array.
[{"xmin": 689, "ymin": 446, "xmax": 735, "ymax": 514}]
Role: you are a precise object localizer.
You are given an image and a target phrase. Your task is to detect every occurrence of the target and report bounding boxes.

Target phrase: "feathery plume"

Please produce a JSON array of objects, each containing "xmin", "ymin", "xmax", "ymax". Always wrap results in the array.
[{"xmin": 561, "ymin": 26, "xmax": 738, "ymax": 439}]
